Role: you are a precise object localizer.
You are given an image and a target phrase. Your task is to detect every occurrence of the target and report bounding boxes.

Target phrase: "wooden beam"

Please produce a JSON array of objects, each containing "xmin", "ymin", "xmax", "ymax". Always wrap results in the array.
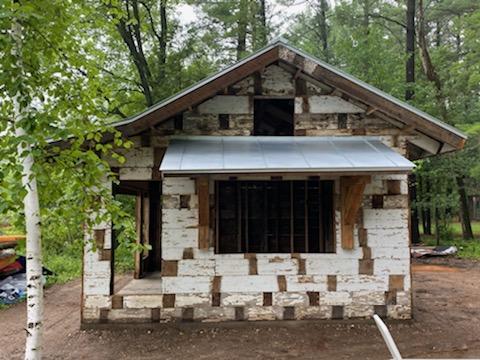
[
  {"xmin": 340, "ymin": 176, "xmax": 370, "ymax": 250},
  {"xmin": 134, "ymin": 194, "xmax": 142, "ymax": 279},
  {"xmin": 197, "ymin": 176, "xmax": 210, "ymax": 250},
  {"xmin": 366, "ymin": 106, "xmax": 378, "ymax": 115}
]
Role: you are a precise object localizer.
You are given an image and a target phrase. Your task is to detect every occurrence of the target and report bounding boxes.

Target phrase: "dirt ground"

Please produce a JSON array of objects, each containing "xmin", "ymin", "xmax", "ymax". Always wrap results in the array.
[{"xmin": 1, "ymin": 258, "xmax": 480, "ymax": 360}]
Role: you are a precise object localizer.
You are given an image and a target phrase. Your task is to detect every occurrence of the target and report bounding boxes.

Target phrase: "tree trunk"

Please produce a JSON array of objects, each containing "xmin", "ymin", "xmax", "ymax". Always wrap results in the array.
[
  {"xmin": 12, "ymin": 14, "xmax": 44, "ymax": 360},
  {"xmin": 417, "ymin": 0, "xmax": 448, "ymax": 120},
  {"xmin": 405, "ymin": 0, "xmax": 415, "ymax": 100},
  {"xmin": 318, "ymin": 0, "xmax": 329, "ymax": 62},
  {"xmin": 435, "ymin": 206, "xmax": 440, "ymax": 245},
  {"xmin": 456, "ymin": 176, "xmax": 474, "ymax": 239},
  {"xmin": 236, "ymin": 0, "xmax": 248, "ymax": 60},
  {"xmin": 409, "ymin": 174, "xmax": 421, "ymax": 244},
  {"xmin": 158, "ymin": 0, "xmax": 167, "ymax": 80},
  {"xmin": 424, "ymin": 207, "xmax": 432, "ymax": 235},
  {"xmin": 258, "ymin": 0, "xmax": 267, "ymax": 46}
]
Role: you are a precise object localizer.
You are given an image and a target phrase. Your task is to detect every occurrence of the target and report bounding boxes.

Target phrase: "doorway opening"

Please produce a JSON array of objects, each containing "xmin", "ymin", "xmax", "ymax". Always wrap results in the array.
[{"xmin": 112, "ymin": 180, "xmax": 162, "ymax": 293}]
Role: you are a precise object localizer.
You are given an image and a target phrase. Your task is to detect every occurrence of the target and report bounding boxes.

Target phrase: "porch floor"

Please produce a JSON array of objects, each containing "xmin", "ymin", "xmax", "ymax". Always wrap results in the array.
[{"xmin": 116, "ymin": 271, "xmax": 162, "ymax": 295}]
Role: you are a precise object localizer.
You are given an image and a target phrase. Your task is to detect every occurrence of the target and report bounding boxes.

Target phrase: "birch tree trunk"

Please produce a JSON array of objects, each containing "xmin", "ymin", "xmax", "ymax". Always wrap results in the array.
[{"xmin": 11, "ymin": 11, "xmax": 44, "ymax": 360}]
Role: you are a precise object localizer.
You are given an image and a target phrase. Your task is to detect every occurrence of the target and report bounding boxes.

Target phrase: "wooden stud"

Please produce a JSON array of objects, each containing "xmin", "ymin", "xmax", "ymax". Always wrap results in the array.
[
  {"xmin": 100, "ymin": 249, "xmax": 112, "ymax": 261},
  {"xmin": 151, "ymin": 308, "xmax": 161, "ymax": 322},
  {"xmin": 248, "ymin": 257, "xmax": 258, "ymax": 275},
  {"xmin": 212, "ymin": 293, "xmax": 221, "ymax": 307},
  {"xmin": 327, "ymin": 275, "xmax": 337, "ymax": 292},
  {"xmin": 374, "ymin": 305, "xmax": 388, "ymax": 318},
  {"xmin": 358, "ymin": 228, "xmax": 368, "ymax": 247},
  {"xmin": 235, "ymin": 307, "xmax": 245, "ymax": 321},
  {"xmin": 362, "ymin": 246, "xmax": 372, "ymax": 260},
  {"xmin": 307, "ymin": 291, "xmax": 320, "ymax": 306},
  {"xmin": 163, "ymin": 294, "xmax": 175, "ymax": 308},
  {"xmin": 111, "ymin": 295, "xmax": 123, "ymax": 309},
  {"xmin": 277, "ymin": 275, "xmax": 287, "ymax": 292},
  {"xmin": 161, "ymin": 260, "xmax": 178, "ymax": 276},
  {"xmin": 197, "ymin": 176, "xmax": 210, "ymax": 250},
  {"xmin": 359, "ymin": 259, "xmax": 374, "ymax": 275},
  {"xmin": 212, "ymin": 276, "xmax": 222, "ymax": 293},
  {"xmin": 332, "ymin": 306, "xmax": 344, "ymax": 319},
  {"xmin": 337, "ymin": 114, "xmax": 348, "ymax": 129},
  {"xmin": 182, "ymin": 247, "xmax": 194, "ymax": 260},
  {"xmin": 179, "ymin": 194, "xmax": 191, "ymax": 209},
  {"xmin": 372, "ymin": 195, "xmax": 384, "ymax": 209},
  {"xmin": 94, "ymin": 229, "xmax": 105, "ymax": 250},
  {"xmin": 263, "ymin": 292, "xmax": 273, "ymax": 306},
  {"xmin": 283, "ymin": 307, "xmax": 295, "ymax": 320},
  {"xmin": 387, "ymin": 180, "xmax": 402, "ymax": 195},
  {"xmin": 134, "ymin": 194, "xmax": 142, "ymax": 279},
  {"xmin": 389, "ymin": 275, "xmax": 405, "ymax": 291}
]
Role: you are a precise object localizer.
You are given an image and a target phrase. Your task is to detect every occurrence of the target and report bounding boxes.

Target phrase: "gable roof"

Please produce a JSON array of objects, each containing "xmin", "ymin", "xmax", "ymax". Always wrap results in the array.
[{"xmin": 113, "ymin": 37, "xmax": 466, "ymax": 155}]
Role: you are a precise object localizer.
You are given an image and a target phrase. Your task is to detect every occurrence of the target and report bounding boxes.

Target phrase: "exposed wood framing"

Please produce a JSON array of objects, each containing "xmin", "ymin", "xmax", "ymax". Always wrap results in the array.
[
  {"xmin": 197, "ymin": 176, "xmax": 210, "ymax": 250},
  {"xmin": 340, "ymin": 176, "xmax": 370, "ymax": 250},
  {"xmin": 279, "ymin": 48, "xmax": 465, "ymax": 148},
  {"xmin": 134, "ymin": 194, "xmax": 142, "ymax": 279}
]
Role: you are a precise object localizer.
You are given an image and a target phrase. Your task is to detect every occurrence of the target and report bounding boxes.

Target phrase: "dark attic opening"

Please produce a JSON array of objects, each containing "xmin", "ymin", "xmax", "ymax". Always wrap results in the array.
[{"xmin": 254, "ymin": 98, "xmax": 294, "ymax": 136}]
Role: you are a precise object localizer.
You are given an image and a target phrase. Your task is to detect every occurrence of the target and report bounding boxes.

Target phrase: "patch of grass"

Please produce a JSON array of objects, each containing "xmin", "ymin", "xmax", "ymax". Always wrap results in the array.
[
  {"xmin": 13, "ymin": 238, "xmax": 135, "ymax": 286},
  {"xmin": 421, "ymin": 221, "xmax": 480, "ymax": 260}
]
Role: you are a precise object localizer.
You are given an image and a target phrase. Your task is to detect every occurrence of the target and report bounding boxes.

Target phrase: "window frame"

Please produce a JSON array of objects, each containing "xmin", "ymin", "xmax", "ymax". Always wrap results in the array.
[{"xmin": 214, "ymin": 179, "xmax": 336, "ymax": 254}]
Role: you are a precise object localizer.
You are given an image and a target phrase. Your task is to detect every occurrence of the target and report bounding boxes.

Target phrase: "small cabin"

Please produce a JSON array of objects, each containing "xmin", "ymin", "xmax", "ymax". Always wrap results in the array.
[{"xmin": 81, "ymin": 39, "xmax": 466, "ymax": 324}]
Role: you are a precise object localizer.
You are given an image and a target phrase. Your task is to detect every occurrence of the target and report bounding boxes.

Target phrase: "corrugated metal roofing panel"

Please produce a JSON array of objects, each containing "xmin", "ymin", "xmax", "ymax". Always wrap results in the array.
[{"xmin": 160, "ymin": 136, "xmax": 415, "ymax": 174}]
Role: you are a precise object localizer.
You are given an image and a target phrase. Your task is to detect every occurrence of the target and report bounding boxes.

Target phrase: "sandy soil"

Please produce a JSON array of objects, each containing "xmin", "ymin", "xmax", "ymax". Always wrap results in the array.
[{"xmin": 1, "ymin": 258, "xmax": 479, "ymax": 360}]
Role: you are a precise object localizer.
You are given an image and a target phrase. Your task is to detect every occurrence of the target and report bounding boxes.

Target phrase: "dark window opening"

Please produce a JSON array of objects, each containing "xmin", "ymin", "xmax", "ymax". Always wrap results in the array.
[
  {"xmin": 216, "ymin": 180, "xmax": 335, "ymax": 254},
  {"xmin": 174, "ymin": 114, "xmax": 183, "ymax": 130},
  {"xmin": 254, "ymin": 99, "xmax": 294, "ymax": 136},
  {"xmin": 337, "ymin": 113, "xmax": 347, "ymax": 129},
  {"xmin": 219, "ymin": 114, "xmax": 230, "ymax": 129}
]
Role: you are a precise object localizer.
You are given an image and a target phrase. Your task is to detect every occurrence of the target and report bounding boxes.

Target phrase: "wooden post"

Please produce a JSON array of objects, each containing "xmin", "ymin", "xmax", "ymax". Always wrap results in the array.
[
  {"xmin": 340, "ymin": 176, "xmax": 369, "ymax": 250},
  {"xmin": 197, "ymin": 176, "xmax": 210, "ymax": 250},
  {"xmin": 134, "ymin": 194, "xmax": 142, "ymax": 279}
]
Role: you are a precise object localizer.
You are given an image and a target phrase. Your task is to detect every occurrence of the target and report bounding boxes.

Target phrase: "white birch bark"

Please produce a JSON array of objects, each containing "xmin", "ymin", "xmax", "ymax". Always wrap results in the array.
[{"xmin": 11, "ymin": 11, "xmax": 44, "ymax": 360}]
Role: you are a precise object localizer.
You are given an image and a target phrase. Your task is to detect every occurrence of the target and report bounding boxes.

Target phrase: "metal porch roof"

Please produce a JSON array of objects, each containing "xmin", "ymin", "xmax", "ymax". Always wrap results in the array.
[{"xmin": 160, "ymin": 136, "xmax": 415, "ymax": 174}]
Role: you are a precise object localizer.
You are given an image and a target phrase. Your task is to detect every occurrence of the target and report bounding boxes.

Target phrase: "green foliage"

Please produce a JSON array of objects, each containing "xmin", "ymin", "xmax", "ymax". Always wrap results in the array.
[{"xmin": 422, "ymin": 222, "xmax": 480, "ymax": 259}]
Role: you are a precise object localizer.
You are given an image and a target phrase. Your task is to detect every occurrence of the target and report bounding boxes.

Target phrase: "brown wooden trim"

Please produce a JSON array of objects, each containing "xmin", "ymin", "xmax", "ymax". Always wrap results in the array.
[
  {"xmin": 340, "ymin": 176, "xmax": 370, "ymax": 249},
  {"xmin": 197, "ymin": 176, "xmax": 210, "ymax": 250}
]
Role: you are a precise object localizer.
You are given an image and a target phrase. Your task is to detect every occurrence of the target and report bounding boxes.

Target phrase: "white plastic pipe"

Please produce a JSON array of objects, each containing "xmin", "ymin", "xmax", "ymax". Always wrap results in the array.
[{"xmin": 373, "ymin": 314, "xmax": 403, "ymax": 360}]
